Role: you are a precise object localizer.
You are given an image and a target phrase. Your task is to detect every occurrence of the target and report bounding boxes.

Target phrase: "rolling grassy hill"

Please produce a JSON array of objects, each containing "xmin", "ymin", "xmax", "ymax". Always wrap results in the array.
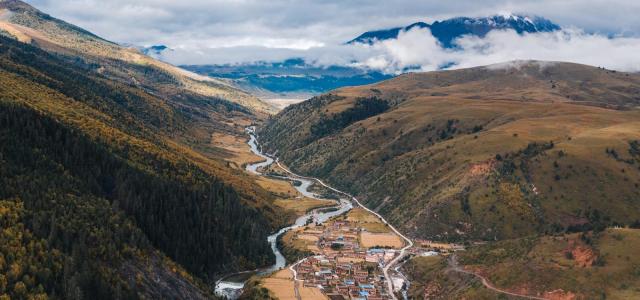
[
  {"xmin": 404, "ymin": 228, "xmax": 640, "ymax": 299},
  {"xmin": 260, "ymin": 61, "xmax": 640, "ymax": 242}
]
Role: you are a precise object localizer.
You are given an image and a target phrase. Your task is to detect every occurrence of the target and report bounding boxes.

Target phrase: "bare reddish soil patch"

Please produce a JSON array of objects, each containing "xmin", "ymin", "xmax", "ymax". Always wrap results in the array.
[
  {"xmin": 468, "ymin": 159, "xmax": 496, "ymax": 177},
  {"xmin": 570, "ymin": 246, "xmax": 597, "ymax": 267},
  {"xmin": 564, "ymin": 240, "xmax": 597, "ymax": 267},
  {"xmin": 545, "ymin": 289, "xmax": 578, "ymax": 300}
]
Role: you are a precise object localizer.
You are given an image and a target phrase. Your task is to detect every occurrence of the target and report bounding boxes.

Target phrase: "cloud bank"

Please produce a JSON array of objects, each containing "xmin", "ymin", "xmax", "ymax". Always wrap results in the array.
[
  {"xmin": 25, "ymin": 0, "xmax": 640, "ymax": 72},
  {"xmin": 357, "ymin": 28, "xmax": 640, "ymax": 73},
  {"xmin": 160, "ymin": 28, "xmax": 640, "ymax": 73}
]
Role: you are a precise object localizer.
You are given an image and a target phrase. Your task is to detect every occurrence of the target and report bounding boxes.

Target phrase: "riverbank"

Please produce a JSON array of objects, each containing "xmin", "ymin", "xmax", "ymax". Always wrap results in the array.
[
  {"xmin": 216, "ymin": 127, "xmax": 415, "ymax": 300},
  {"xmin": 215, "ymin": 127, "xmax": 350, "ymax": 298}
]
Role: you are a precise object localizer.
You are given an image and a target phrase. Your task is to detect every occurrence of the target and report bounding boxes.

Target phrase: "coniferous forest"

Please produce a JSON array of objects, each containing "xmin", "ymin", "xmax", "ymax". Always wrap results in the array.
[{"xmin": 0, "ymin": 34, "xmax": 274, "ymax": 299}]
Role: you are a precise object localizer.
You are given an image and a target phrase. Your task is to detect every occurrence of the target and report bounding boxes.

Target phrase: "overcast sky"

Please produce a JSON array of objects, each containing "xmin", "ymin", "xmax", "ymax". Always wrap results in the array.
[{"xmin": 25, "ymin": 0, "xmax": 640, "ymax": 71}]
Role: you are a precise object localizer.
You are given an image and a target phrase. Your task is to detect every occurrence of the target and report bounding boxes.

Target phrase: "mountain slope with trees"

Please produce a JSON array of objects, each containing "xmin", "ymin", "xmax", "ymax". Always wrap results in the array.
[{"xmin": 0, "ymin": 8, "xmax": 284, "ymax": 298}]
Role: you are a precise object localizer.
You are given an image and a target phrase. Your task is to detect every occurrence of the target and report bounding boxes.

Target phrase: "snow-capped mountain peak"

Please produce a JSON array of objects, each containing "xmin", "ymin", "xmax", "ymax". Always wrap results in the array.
[{"xmin": 348, "ymin": 14, "xmax": 561, "ymax": 47}]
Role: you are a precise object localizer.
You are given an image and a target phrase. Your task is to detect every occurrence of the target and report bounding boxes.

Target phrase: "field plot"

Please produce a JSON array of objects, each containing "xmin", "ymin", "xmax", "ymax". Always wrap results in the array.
[
  {"xmin": 299, "ymin": 285, "xmax": 328, "ymax": 300},
  {"xmin": 262, "ymin": 270, "xmax": 326, "ymax": 300},
  {"xmin": 360, "ymin": 232, "xmax": 404, "ymax": 249},
  {"xmin": 274, "ymin": 198, "xmax": 335, "ymax": 217},
  {"xmin": 346, "ymin": 207, "xmax": 393, "ymax": 233},
  {"xmin": 262, "ymin": 270, "xmax": 296, "ymax": 300},
  {"xmin": 209, "ymin": 132, "xmax": 260, "ymax": 167}
]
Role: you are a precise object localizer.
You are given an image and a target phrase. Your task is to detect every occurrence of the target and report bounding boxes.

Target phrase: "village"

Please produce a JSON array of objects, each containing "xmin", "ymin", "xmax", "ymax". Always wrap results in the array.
[
  {"xmin": 292, "ymin": 222, "xmax": 396, "ymax": 299},
  {"xmin": 265, "ymin": 201, "xmax": 469, "ymax": 300},
  {"xmin": 251, "ymin": 157, "xmax": 464, "ymax": 300},
  {"xmin": 275, "ymin": 207, "xmax": 402, "ymax": 300}
]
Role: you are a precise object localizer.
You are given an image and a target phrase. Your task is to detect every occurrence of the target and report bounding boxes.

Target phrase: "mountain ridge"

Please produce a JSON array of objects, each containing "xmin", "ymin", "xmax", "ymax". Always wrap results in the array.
[
  {"xmin": 0, "ymin": 0, "xmax": 275, "ymax": 113},
  {"xmin": 0, "ymin": 2, "xmax": 292, "ymax": 298},
  {"xmin": 348, "ymin": 14, "xmax": 561, "ymax": 47},
  {"xmin": 183, "ymin": 58, "xmax": 393, "ymax": 99}
]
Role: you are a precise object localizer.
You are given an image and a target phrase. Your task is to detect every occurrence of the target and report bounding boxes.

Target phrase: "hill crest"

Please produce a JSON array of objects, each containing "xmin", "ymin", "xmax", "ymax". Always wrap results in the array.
[
  {"xmin": 348, "ymin": 14, "xmax": 561, "ymax": 47},
  {"xmin": 260, "ymin": 60, "xmax": 640, "ymax": 242}
]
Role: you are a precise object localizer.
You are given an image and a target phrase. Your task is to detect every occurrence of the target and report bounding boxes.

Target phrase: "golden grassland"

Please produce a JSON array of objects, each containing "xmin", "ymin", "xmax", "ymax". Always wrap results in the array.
[
  {"xmin": 262, "ymin": 163, "xmax": 293, "ymax": 177},
  {"xmin": 209, "ymin": 132, "xmax": 261, "ymax": 168},
  {"xmin": 261, "ymin": 61, "xmax": 640, "ymax": 242},
  {"xmin": 0, "ymin": 20, "xmax": 33, "ymax": 42},
  {"xmin": 256, "ymin": 177, "xmax": 300, "ymax": 198},
  {"xmin": 263, "ymin": 98, "xmax": 306, "ymax": 110},
  {"xmin": 281, "ymin": 227, "xmax": 319, "ymax": 254},
  {"xmin": 261, "ymin": 270, "xmax": 297, "ymax": 300},
  {"xmin": 206, "ymin": 130, "xmax": 315, "ymax": 203}
]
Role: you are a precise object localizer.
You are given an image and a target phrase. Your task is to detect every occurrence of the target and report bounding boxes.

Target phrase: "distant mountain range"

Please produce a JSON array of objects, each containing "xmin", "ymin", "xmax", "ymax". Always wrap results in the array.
[
  {"xmin": 182, "ymin": 58, "xmax": 393, "ymax": 100},
  {"xmin": 348, "ymin": 14, "xmax": 561, "ymax": 47},
  {"xmin": 181, "ymin": 14, "xmax": 561, "ymax": 102}
]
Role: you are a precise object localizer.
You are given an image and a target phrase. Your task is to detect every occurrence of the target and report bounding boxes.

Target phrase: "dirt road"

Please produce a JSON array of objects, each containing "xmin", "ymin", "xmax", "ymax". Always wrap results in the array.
[{"xmin": 447, "ymin": 255, "xmax": 549, "ymax": 300}]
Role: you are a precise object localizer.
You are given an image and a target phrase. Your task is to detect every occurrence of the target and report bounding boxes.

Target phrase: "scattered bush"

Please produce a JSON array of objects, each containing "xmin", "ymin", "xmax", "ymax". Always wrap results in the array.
[{"xmin": 310, "ymin": 97, "xmax": 390, "ymax": 138}]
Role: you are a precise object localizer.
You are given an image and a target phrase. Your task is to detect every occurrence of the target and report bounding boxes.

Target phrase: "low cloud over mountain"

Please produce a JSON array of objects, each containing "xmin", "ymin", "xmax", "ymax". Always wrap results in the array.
[
  {"xmin": 156, "ymin": 18, "xmax": 640, "ymax": 74},
  {"xmin": 26, "ymin": 0, "xmax": 640, "ymax": 73},
  {"xmin": 353, "ymin": 26, "xmax": 640, "ymax": 73}
]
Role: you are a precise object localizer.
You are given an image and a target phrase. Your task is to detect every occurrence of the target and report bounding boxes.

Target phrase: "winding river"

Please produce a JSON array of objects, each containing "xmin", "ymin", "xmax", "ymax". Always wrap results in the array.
[
  {"xmin": 215, "ymin": 127, "xmax": 352, "ymax": 298},
  {"xmin": 215, "ymin": 127, "xmax": 410, "ymax": 299}
]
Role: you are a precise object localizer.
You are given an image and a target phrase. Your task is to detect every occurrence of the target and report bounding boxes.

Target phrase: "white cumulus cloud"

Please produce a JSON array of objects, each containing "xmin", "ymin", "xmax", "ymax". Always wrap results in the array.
[{"xmin": 349, "ymin": 27, "xmax": 640, "ymax": 73}]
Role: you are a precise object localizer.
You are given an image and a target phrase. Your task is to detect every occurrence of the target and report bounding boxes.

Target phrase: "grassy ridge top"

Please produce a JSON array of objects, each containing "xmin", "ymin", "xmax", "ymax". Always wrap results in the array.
[
  {"xmin": 260, "ymin": 61, "xmax": 640, "ymax": 242},
  {"xmin": 0, "ymin": 0, "xmax": 275, "ymax": 114}
]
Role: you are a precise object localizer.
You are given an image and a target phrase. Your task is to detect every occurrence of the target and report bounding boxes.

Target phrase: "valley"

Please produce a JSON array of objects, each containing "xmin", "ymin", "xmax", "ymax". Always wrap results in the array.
[
  {"xmin": 260, "ymin": 61, "xmax": 640, "ymax": 242},
  {"xmin": 1, "ymin": 1, "xmax": 639, "ymax": 299},
  {"xmin": 258, "ymin": 61, "xmax": 640, "ymax": 299},
  {"xmin": 181, "ymin": 59, "xmax": 393, "ymax": 103},
  {"xmin": 221, "ymin": 127, "xmax": 422, "ymax": 300},
  {"xmin": 0, "ymin": 1, "xmax": 287, "ymax": 298}
]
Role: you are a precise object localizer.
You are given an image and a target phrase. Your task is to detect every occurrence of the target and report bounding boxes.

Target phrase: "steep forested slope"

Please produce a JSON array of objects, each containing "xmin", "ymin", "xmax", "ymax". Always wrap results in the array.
[
  {"xmin": 0, "ymin": 31, "xmax": 275, "ymax": 298},
  {"xmin": 260, "ymin": 61, "xmax": 640, "ymax": 242}
]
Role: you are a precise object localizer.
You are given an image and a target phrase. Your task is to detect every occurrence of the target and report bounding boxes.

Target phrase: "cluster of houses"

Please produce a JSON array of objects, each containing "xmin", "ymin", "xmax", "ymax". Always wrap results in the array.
[
  {"xmin": 291, "ymin": 219, "xmax": 400, "ymax": 299},
  {"xmin": 295, "ymin": 254, "xmax": 392, "ymax": 300}
]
